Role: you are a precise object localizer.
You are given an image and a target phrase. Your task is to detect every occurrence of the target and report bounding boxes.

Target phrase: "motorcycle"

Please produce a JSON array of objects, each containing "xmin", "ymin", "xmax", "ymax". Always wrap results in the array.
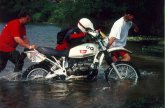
[{"xmin": 22, "ymin": 30, "xmax": 141, "ymax": 86}]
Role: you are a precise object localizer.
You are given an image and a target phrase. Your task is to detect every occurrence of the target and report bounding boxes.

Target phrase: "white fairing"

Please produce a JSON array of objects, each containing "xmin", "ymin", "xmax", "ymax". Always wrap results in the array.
[{"xmin": 69, "ymin": 43, "xmax": 99, "ymax": 58}]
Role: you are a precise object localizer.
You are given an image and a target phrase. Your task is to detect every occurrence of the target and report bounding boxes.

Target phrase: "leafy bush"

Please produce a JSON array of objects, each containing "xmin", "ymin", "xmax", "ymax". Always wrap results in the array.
[
  {"xmin": 32, "ymin": 13, "xmax": 43, "ymax": 22},
  {"xmin": 0, "ymin": 0, "xmax": 163, "ymax": 37}
]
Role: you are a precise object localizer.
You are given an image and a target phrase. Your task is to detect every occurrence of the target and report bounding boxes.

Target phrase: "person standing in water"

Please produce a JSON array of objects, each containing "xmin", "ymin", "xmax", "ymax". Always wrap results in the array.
[{"xmin": 0, "ymin": 10, "xmax": 36, "ymax": 79}]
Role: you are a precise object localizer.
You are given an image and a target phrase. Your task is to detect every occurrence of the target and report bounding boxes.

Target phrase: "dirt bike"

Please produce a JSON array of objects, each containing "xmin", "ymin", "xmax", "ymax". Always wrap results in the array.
[{"xmin": 22, "ymin": 30, "xmax": 141, "ymax": 86}]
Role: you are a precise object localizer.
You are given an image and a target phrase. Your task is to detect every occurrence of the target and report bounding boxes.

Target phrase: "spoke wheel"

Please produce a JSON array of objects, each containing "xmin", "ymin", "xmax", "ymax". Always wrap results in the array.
[
  {"xmin": 27, "ymin": 68, "xmax": 48, "ymax": 81},
  {"xmin": 105, "ymin": 61, "xmax": 140, "ymax": 86},
  {"xmin": 22, "ymin": 64, "xmax": 49, "ymax": 81}
]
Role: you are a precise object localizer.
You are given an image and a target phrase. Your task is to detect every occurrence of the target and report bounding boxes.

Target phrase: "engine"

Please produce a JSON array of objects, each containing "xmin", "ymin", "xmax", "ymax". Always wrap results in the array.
[{"xmin": 66, "ymin": 57, "xmax": 93, "ymax": 75}]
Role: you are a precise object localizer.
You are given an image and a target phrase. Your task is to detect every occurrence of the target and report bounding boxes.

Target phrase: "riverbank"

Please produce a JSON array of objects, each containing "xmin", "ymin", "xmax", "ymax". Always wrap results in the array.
[
  {"xmin": 126, "ymin": 36, "xmax": 164, "ymax": 58},
  {"xmin": 132, "ymin": 54, "xmax": 164, "ymax": 73}
]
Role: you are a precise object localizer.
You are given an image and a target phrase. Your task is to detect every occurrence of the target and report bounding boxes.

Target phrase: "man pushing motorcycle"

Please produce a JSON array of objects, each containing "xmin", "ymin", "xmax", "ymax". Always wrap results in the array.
[
  {"xmin": 106, "ymin": 9, "xmax": 139, "ymax": 62},
  {"xmin": 0, "ymin": 10, "xmax": 36, "ymax": 80}
]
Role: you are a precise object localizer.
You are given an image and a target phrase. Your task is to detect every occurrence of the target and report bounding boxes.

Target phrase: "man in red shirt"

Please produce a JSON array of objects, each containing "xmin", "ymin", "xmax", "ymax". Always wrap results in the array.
[{"xmin": 0, "ymin": 10, "xmax": 36, "ymax": 79}]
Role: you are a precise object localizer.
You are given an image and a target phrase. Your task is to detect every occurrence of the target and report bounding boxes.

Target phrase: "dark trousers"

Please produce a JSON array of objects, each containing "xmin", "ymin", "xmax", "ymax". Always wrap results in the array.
[{"xmin": 0, "ymin": 50, "xmax": 26, "ymax": 73}]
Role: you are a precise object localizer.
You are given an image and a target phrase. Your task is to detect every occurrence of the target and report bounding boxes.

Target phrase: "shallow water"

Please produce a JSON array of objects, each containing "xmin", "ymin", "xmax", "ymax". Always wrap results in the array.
[{"xmin": 0, "ymin": 24, "xmax": 164, "ymax": 108}]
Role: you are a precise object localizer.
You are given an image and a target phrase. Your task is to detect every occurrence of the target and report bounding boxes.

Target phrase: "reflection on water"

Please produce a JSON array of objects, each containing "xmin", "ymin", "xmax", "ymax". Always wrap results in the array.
[
  {"xmin": 0, "ymin": 72, "xmax": 163, "ymax": 108},
  {"xmin": 0, "ymin": 81, "xmax": 29, "ymax": 108},
  {"xmin": 0, "ymin": 80, "xmax": 132, "ymax": 108},
  {"xmin": 0, "ymin": 81, "xmax": 69, "ymax": 108}
]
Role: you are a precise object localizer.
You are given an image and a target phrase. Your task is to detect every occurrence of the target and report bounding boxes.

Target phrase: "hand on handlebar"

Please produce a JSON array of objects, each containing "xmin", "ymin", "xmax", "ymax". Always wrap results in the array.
[
  {"xmin": 87, "ymin": 30, "xmax": 99, "ymax": 37},
  {"xmin": 106, "ymin": 44, "xmax": 110, "ymax": 49},
  {"xmin": 29, "ymin": 44, "xmax": 37, "ymax": 50}
]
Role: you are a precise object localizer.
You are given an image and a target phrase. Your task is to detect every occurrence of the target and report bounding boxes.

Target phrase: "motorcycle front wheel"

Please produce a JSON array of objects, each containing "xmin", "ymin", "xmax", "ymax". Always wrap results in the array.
[
  {"xmin": 105, "ymin": 61, "xmax": 141, "ymax": 86},
  {"xmin": 22, "ymin": 64, "xmax": 49, "ymax": 81}
]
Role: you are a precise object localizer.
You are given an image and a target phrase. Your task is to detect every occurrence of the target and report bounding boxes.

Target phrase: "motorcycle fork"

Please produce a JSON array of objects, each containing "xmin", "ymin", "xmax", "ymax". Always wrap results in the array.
[
  {"xmin": 61, "ymin": 57, "xmax": 67, "ymax": 72},
  {"xmin": 104, "ymin": 51, "xmax": 123, "ymax": 80},
  {"xmin": 111, "ymin": 63, "xmax": 123, "ymax": 79}
]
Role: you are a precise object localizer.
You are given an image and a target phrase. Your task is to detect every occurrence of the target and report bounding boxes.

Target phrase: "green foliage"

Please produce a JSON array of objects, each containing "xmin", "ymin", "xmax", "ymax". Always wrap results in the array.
[
  {"xmin": 32, "ymin": 13, "xmax": 43, "ymax": 22},
  {"xmin": 0, "ymin": 0, "xmax": 163, "ymax": 37},
  {"xmin": 128, "ymin": 36, "xmax": 163, "ymax": 42}
]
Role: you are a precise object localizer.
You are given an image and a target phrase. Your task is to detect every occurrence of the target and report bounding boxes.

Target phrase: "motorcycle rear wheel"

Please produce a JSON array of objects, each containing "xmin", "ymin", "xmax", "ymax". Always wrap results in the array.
[
  {"xmin": 22, "ymin": 64, "xmax": 49, "ymax": 81},
  {"xmin": 105, "ymin": 61, "xmax": 141, "ymax": 86}
]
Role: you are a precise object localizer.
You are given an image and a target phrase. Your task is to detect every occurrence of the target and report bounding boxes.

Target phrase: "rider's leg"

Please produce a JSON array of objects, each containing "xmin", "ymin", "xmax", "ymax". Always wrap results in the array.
[
  {"xmin": 111, "ymin": 52, "xmax": 119, "ymax": 62},
  {"xmin": 121, "ymin": 53, "xmax": 131, "ymax": 61},
  {"xmin": 112, "ymin": 51, "xmax": 131, "ymax": 62},
  {"xmin": 111, "ymin": 56, "xmax": 118, "ymax": 62}
]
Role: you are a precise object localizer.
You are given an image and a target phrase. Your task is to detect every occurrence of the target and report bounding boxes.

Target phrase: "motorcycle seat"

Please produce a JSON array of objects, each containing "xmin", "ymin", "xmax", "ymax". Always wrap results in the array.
[{"xmin": 37, "ymin": 47, "xmax": 69, "ymax": 57}]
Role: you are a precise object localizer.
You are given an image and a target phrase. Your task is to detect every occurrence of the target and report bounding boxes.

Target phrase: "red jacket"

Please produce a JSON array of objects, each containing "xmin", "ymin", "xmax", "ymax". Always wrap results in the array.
[{"xmin": 55, "ymin": 30, "xmax": 86, "ymax": 51}]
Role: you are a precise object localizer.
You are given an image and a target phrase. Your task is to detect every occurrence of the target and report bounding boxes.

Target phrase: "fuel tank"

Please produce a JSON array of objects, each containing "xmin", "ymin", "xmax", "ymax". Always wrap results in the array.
[{"xmin": 69, "ymin": 43, "xmax": 99, "ymax": 58}]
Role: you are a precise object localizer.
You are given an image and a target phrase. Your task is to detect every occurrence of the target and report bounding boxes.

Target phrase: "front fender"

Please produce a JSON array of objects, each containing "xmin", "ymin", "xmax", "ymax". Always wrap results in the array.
[
  {"xmin": 107, "ymin": 47, "xmax": 132, "ymax": 54},
  {"xmin": 98, "ymin": 47, "xmax": 132, "ymax": 67},
  {"xmin": 98, "ymin": 53, "xmax": 105, "ymax": 67}
]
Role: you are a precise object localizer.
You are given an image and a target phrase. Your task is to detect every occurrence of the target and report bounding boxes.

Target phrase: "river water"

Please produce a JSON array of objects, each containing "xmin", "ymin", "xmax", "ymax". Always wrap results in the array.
[{"xmin": 0, "ymin": 24, "xmax": 164, "ymax": 108}]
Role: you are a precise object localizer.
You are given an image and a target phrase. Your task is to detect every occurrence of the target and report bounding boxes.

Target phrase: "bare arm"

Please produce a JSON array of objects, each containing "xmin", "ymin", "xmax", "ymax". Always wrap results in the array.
[
  {"xmin": 132, "ymin": 22, "xmax": 139, "ymax": 33},
  {"xmin": 109, "ymin": 37, "xmax": 116, "ymax": 45},
  {"xmin": 107, "ymin": 37, "xmax": 116, "ymax": 48},
  {"xmin": 14, "ymin": 37, "xmax": 36, "ymax": 49},
  {"xmin": 22, "ymin": 36, "xmax": 30, "ymax": 44}
]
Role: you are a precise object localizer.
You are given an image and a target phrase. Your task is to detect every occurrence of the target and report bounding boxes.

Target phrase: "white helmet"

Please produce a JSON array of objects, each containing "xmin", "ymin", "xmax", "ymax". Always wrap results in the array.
[{"xmin": 77, "ymin": 18, "xmax": 94, "ymax": 33}]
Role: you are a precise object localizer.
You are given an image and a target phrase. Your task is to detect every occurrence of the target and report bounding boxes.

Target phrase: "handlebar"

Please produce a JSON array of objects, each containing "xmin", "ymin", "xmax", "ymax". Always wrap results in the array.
[
  {"xmin": 87, "ymin": 30, "xmax": 99, "ymax": 37},
  {"xmin": 87, "ymin": 29, "xmax": 107, "ymax": 39}
]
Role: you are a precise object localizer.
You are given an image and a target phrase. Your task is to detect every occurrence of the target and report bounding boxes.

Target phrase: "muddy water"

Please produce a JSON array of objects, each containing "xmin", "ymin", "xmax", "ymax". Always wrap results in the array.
[
  {"xmin": 0, "ymin": 24, "xmax": 164, "ymax": 108},
  {"xmin": 0, "ymin": 52, "xmax": 163, "ymax": 108}
]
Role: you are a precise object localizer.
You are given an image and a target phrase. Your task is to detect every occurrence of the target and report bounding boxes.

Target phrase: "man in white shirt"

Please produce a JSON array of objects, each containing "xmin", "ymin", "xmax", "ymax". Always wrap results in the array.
[{"xmin": 107, "ymin": 9, "xmax": 139, "ymax": 61}]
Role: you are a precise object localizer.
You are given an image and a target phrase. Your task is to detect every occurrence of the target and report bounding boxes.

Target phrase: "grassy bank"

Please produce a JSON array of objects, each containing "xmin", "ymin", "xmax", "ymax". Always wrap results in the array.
[
  {"xmin": 128, "ymin": 36, "xmax": 163, "ymax": 42},
  {"xmin": 127, "ymin": 36, "xmax": 164, "ymax": 57}
]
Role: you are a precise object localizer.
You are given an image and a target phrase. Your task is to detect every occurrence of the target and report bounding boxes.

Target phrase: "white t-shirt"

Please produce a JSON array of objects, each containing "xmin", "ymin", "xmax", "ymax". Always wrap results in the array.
[{"xmin": 108, "ymin": 17, "xmax": 132, "ymax": 48}]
